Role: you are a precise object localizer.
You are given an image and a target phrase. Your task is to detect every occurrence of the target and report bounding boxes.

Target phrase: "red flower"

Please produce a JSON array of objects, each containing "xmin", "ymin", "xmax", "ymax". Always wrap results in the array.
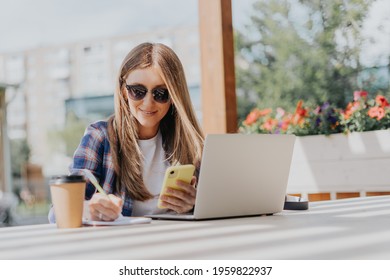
[
  {"xmin": 244, "ymin": 108, "xmax": 272, "ymax": 125},
  {"xmin": 295, "ymin": 100, "xmax": 307, "ymax": 117},
  {"xmin": 353, "ymin": 90, "xmax": 368, "ymax": 101},
  {"xmin": 258, "ymin": 108, "xmax": 272, "ymax": 116},
  {"xmin": 262, "ymin": 118, "xmax": 277, "ymax": 131},
  {"xmin": 375, "ymin": 95, "xmax": 390, "ymax": 108},
  {"xmin": 343, "ymin": 101, "xmax": 360, "ymax": 119},
  {"xmin": 244, "ymin": 109, "xmax": 260, "ymax": 125},
  {"xmin": 279, "ymin": 118, "xmax": 291, "ymax": 131},
  {"xmin": 368, "ymin": 106, "xmax": 385, "ymax": 120},
  {"xmin": 292, "ymin": 100, "xmax": 308, "ymax": 125}
]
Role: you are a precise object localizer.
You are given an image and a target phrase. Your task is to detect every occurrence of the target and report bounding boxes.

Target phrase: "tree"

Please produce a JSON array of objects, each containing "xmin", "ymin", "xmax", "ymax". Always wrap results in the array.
[
  {"xmin": 235, "ymin": 0, "xmax": 375, "ymax": 120},
  {"xmin": 10, "ymin": 138, "xmax": 30, "ymax": 177},
  {"xmin": 48, "ymin": 111, "xmax": 88, "ymax": 157}
]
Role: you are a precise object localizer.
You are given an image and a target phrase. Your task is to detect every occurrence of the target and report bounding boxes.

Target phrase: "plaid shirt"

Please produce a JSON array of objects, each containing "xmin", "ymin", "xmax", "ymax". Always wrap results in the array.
[{"xmin": 70, "ymin": 120, "xmax": 134, "ymax": 216}]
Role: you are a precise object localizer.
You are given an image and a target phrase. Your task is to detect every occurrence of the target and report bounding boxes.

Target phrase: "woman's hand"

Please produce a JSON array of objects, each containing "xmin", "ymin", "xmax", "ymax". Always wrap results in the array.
[
  {"xmin": 160, "ymin": 176, "xmax": 197, "ymax": 213},
  {"xmin": 89, "ymin": 193, "xmax": 123, "ymax": 221}
]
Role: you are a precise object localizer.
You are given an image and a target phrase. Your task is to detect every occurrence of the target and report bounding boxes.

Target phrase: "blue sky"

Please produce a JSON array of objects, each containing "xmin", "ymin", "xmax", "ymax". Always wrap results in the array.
[{"xmin": 0, "ymin": 0, "xmax": 256, "ymax": 53}]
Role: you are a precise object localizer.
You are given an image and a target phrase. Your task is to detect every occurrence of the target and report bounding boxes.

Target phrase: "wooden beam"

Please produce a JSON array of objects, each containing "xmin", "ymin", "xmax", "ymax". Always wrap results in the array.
[{"xmin": 198, "ymin": 0, "xmax": 237, "ymax": 134}]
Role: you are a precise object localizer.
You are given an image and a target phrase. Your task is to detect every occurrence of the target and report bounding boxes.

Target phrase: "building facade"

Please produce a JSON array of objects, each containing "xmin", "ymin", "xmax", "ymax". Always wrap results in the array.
[{"xmin": 0, "ymin": 25, "xmax": 201, "ymax": 178}]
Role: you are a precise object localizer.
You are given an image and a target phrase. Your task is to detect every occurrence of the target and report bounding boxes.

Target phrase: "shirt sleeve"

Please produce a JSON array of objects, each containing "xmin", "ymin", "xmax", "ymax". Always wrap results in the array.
[{"xmin": 69, "ymin": 122, "xmax": 107, "ymax": 200}]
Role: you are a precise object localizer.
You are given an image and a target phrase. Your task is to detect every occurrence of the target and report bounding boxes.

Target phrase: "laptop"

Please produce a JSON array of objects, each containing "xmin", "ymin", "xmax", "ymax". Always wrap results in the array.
[{"xmin": 146, "ymin": 133, "xmax": 296, "ymax": 220}]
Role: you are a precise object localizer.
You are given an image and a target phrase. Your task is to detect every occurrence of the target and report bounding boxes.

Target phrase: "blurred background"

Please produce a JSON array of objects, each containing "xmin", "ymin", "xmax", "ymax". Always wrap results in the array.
[{"xmin": 0, "ymin": 0, "xmax": 389, "ymax": 226}]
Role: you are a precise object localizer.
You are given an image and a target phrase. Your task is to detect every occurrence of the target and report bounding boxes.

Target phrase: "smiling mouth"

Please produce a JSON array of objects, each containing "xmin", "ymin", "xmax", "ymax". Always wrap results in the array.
[{"xmin": 140, "ymin": 109, "xmax": 157, "ymax": 115}]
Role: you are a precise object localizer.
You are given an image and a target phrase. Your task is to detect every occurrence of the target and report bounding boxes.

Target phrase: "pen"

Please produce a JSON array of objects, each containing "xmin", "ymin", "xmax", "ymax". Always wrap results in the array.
[
  {"xmin": 79, "ymin": 169, "xmax": 108, "ymax": 196},
  {"xmin": 79, "ymin": 169, "xmax": 124, "ymax": 220}
]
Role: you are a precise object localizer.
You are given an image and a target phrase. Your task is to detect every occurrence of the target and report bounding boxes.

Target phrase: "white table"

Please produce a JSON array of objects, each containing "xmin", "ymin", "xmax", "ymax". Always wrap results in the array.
[{"xmin": 1, "ymin": 195, "xmax": 390, "ymax": 259}]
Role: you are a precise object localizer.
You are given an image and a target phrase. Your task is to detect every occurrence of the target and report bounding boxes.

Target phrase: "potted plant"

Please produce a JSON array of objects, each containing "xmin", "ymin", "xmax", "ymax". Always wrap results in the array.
[{"xmin": 240, "ymin": 91, "xmax": 390, "ymax": 199}]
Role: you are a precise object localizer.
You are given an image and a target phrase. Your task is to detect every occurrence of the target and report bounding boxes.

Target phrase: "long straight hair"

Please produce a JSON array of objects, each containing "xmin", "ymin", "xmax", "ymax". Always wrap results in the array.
[{"xmin": 108, "ymin": 42, "xmax": 204, "ymax": 201}]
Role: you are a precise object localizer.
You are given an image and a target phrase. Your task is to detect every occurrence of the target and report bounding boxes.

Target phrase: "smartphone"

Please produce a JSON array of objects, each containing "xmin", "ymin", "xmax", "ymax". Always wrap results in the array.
[{"xmin": 158, "ymin": 164, "xmax": 195, "ymax": 209}]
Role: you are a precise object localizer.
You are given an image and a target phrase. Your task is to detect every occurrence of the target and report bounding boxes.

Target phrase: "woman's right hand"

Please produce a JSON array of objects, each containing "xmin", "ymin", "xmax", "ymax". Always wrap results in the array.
[{"xmin": 89, "ymin": 193, "xmax": 123, "ymax": 221}]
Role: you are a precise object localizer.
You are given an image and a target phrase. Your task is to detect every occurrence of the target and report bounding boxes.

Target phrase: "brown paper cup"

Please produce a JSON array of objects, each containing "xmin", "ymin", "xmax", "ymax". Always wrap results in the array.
[{"xmin": 50, "ymin": 175, "xmax": 86, "ymax": 228}]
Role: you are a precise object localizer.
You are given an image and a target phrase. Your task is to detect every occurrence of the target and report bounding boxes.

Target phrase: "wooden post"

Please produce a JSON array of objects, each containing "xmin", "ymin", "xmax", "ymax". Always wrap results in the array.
[{"xmin": 198, "ymin": 0, "xmax": 237, "ymax": 134}]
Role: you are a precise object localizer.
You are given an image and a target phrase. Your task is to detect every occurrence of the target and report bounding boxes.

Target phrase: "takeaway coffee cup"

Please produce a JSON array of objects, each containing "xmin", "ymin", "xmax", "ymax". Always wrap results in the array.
[{"xmin": 50, "ymin": 175, "xmax": 86, "ymax": 228}]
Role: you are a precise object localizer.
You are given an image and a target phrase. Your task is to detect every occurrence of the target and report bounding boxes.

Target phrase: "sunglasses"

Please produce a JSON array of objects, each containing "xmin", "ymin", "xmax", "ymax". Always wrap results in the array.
[{"xmin": 124, "ymin": 82, "xmax": 170, "ymax": 104}]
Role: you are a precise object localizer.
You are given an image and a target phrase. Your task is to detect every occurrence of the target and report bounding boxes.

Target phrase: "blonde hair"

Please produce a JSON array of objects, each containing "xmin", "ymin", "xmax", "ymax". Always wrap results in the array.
[{"xmin": 108, "ymin": 42, "xmax": 204, "ymax": 201}]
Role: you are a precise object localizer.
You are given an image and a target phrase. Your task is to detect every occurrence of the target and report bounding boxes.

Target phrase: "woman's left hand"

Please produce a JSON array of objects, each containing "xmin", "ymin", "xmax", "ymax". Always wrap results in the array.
[{"xmin": 160, "ymin": 176, "xmax": 197, "ymax": 213}]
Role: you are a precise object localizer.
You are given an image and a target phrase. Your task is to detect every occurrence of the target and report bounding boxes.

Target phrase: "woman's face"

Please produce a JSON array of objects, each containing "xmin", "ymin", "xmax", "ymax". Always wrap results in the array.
[{"xmin": 123, "ymin": 67, "xmax": 171, "ymax": 139}]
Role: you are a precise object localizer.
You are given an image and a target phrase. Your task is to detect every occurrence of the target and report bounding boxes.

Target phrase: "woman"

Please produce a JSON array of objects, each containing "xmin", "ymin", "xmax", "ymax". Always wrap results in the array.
[{"xmin": 49, "ymin": 42, "xmax": 204, "ymax": 222}]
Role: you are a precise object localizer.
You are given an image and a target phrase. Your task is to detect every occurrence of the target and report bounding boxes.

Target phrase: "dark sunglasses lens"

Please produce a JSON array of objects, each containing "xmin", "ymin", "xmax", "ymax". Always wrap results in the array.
[
  {"xmin": 153, "ymin": 88, "xmax": 170, "ymax": 103},
  {"xmin": 126, "ymin": 85, "xmax": 147, "ymax": 100}
]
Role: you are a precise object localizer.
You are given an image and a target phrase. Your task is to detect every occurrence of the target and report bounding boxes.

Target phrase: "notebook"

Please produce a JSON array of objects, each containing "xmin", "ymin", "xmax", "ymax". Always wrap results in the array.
[
  {"xmin": 146, "ymin": 133, "xmax": 296, "ymax": 220},
  {"xmin": 82, "ymin": 215, "xmax": 151, "ymax": 226}
]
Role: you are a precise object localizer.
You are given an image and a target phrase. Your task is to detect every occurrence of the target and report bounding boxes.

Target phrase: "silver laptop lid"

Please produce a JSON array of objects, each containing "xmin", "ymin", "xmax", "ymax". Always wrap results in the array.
[{"xmin": 193, "ymin": 133, "xmax": 296, "ymax": 219}]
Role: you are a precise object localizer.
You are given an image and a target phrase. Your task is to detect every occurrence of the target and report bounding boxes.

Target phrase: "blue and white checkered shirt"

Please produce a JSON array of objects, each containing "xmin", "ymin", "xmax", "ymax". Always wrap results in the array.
[{"xmin": 69, "ymin": 120, "xmax": 135, "ymax": 216}]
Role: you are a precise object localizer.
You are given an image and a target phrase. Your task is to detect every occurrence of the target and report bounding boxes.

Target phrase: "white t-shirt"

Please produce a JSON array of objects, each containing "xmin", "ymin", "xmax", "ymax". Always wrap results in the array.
[{"xmin": 131, "ymin": 131, "xmax": 170, "ymax": 216}]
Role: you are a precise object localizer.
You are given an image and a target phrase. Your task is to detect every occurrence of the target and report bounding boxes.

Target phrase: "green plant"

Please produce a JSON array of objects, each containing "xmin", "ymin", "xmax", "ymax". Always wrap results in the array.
[
  {"xmin": 235, "ymin": 0, "xmax": 377, "ymax": 119},
  {"xmin": 48, "ymin": 111, "xmax": 89, "ymax": 157},
  {"xmin": 239, "ymin": 91, "xmax": 390, "ymax": 136},
  {"xmin": 10, "ymin": 138, "xmax": 30, "ymax": 177},
  {"xmin": 340, "ymin": 91, "xmax": 390, "ymax": 133}
]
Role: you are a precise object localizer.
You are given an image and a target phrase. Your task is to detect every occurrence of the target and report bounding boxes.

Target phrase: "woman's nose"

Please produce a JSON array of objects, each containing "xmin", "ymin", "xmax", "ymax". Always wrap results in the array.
[{"xmin": 142, "ymin": 91, "xmax": 155, "ymax": 105}]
